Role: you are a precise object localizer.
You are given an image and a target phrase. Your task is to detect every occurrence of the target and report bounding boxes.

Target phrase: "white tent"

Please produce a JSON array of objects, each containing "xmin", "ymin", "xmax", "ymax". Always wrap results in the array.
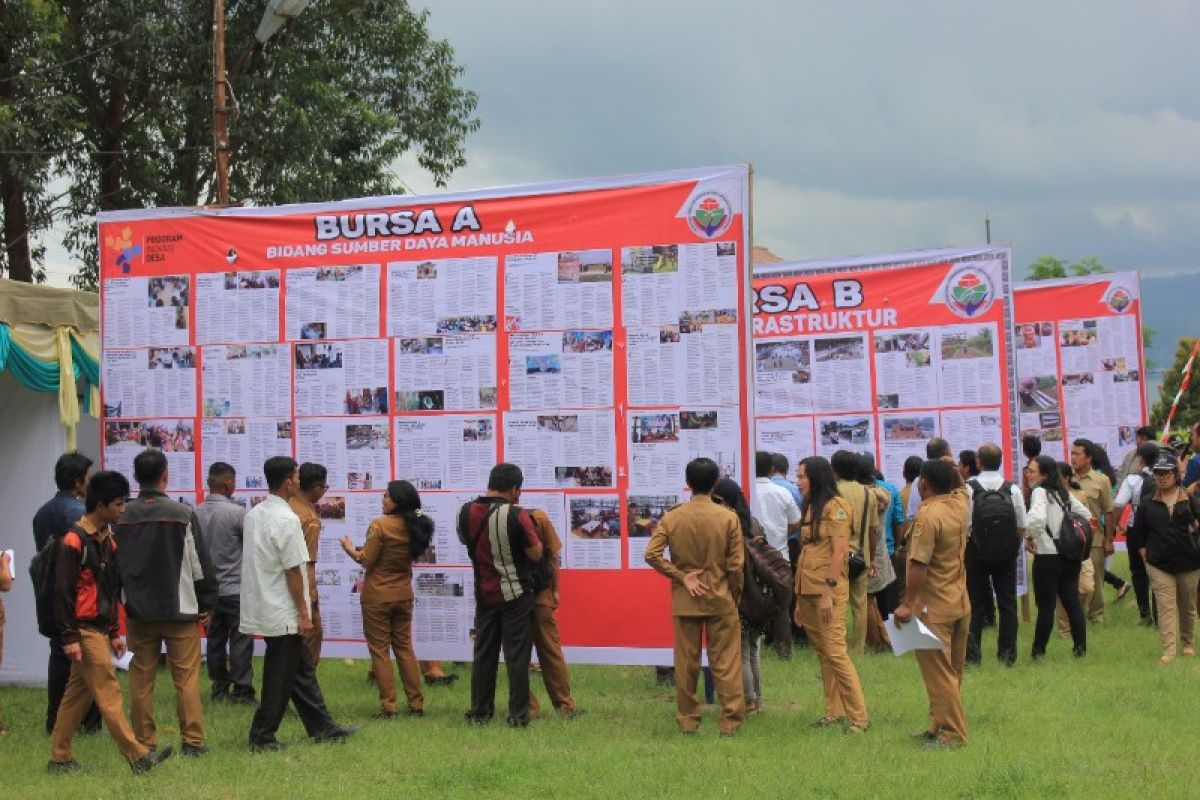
[{"xmin": 0, "ymin": 279, "xmax": 100, "ymax": 684}]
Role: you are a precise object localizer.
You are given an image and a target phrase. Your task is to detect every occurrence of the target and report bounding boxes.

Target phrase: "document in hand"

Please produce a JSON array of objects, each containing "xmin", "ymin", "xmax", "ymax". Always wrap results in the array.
[
  {"xmin": 111, "ymin": 650, "xmax": 134, "ymax": 671},
  {"xmin": 884, "ymin": 615, "xmax": 946, "ymax": 656}
]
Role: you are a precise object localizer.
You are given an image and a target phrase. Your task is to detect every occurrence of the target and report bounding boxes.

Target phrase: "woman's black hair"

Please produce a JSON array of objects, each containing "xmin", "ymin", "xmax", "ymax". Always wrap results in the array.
[
  {"xmin": 1044, "ymin": 458, "xmax": 1078, "ymax": 502},
  {"xmin": 799, "ymin": 456, "xmax": 838, "ymax": 540},
  {"xmin": 386, "ymin": 480, "xmax": 433, "ymax": 557},
  {"xmin": 713, "ymin": 478, "xmax": 753, "ymax": 540},
  {"xmin": 1089, "ymin": 444, "xmax": 1117, "ymax": 485}
]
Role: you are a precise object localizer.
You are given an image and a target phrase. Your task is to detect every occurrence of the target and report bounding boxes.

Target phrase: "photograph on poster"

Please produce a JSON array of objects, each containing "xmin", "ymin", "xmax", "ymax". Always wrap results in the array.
[
  {"xmin": 821, "ymin": 417, "xmax": 871, "ymax": 446},
  {"xmin": 1019, "ymin": 376, "xmax": 1059, "ymax": 412},
  {"xmin": 631, "ymin": 413, "xmax": 679, "ymax": 443},
  {"xmin": 148, "ymin": 276, "xmax": 189, "ymax": 308},
  {"xmin": 680, "ymin": 410, "xmax": 718, "ymax": 430},
  {"xmin": 148, "ymin": 347, "xmax": 195, "ymax": 369},
  {"xmin": 345, "ymin": 423, "xmax": 388, "ymax": 450},
  {"xmin": 622, "ymin": 245, "xmax": 679, "ymax": 274},
  {"xmin": 295, "ymin": 342, "xmax": 343, "ymax": 369},
  {"xmin": 558, "ymin": 250, "xmax": 613, "ymax": 283},
  {"xmin": 317, "ymin": 496, "xmax": 346, "ymax": 520},
  {"xmin": 882, "ymin": 416, "xmax": 935, "ymax": 441},
  {"xmin": 569, "ymin": 496, "xmax": 621, "ymax": 540},
  {"xmin": 814, "ymin": 336, "xmax": 864, "ymax": 362},
  {"xmin": 627, "ymin": 495, "xmax": 678, "ymax": 538},
  {"xmin": 941, "ymin": 328, "xmax": 994, "ymax": 359}
]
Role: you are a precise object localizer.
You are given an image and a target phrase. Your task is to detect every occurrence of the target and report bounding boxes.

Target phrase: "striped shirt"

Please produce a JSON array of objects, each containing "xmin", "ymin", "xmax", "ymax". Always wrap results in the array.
[{"xmin": 457, "ymin": 496, "xmax": 540, "ymax": 606}]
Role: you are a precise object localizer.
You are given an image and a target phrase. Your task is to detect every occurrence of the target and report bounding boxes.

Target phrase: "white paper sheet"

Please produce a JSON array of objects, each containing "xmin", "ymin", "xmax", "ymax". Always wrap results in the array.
[{"xmin": 885, "ymin": 614, "xmax": 946, "ymax": 656}]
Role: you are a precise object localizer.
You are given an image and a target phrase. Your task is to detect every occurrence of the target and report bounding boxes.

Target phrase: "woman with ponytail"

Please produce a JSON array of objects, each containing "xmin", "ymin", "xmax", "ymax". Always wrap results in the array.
[{"xmin": 340, "ymin": 480, "xmax": 433, "ymax": 718}]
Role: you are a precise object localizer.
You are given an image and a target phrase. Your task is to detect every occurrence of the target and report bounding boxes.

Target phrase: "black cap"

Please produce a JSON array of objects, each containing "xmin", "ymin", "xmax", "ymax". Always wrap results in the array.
[{"xmin": 1152, "ymin": 452, "xmax": 1179, "ymax": 473}]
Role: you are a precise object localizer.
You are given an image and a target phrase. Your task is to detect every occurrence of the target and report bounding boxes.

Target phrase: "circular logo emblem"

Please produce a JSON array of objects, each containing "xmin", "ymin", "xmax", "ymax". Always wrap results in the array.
[
  {"xmin": 1104, "ymin": 286, "xmax": 1132, "ymax": 313},
  {"xmin": 686, "ymin": 191, "xmax": 733, "ymax": 239},
  {"xmin": 945, "ymin": 265, "xmax": 995, "ymax": 318}
]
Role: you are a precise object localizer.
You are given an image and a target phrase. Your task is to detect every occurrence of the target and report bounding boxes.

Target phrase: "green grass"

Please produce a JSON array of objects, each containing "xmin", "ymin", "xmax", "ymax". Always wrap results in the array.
[{"xmin": 2, "ymin": 564, "xmax": 1198, "ymax": 799}]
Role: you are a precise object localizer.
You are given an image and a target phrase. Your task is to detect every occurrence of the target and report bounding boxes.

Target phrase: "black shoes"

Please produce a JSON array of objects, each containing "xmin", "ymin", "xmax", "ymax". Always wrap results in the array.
[
  {"xmin": 47, "ymin": 759, "xmax": 85, "ymax": 774},
  {"xmin": 424, "ymin": 674, "xmax": 460, "ymax": 686},
  {"xmin": 372, "ymin": 710, "xmax": 399, "ymax": 720},
  {"xmin": 131, "ymin": 744, "xmax": 174, "ymax": 775},
  {"xmin": 313, "ymin": 724, "xmax": 359, "ymax": 744},
  {"xmin": 464, "ymin": 712, "xmax": 492, "ymax": 726},
  {"xmin": 181, "ymin": 743, "xmax": 209, "ymax": 757},
  {"xmin": 505, "ymin": 715, "xmax": 530, "ymax": 728},
  {"xmin": 249, "ymin": 739, "xmax": 286, "ymax": 753}
]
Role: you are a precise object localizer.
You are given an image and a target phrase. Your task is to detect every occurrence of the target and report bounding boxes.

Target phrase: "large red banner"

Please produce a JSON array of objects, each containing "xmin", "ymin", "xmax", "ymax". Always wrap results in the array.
[{"xmin": 97, "ymin": 165, "xmax": 754, "ymax": 664}]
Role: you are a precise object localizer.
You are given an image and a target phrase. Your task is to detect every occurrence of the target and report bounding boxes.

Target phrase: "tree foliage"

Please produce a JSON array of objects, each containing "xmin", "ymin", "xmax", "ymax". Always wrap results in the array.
[
  {"xmin": 2, "ymin": 0, "xmax": 479, "ymax": 289},
  {"xmin": 1025, "ymin": 255, "xmax": 1111, "ymax": 281},
  {"xmin": 1151, "ymin": 338, "xmax": 1200, "ymax": 433}
]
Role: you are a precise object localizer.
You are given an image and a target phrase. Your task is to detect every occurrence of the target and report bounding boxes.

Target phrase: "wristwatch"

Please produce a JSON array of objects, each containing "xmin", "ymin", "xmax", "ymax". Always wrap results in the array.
[{"xmin": 824, "ymin": 577, "xmax": 837, "ymax": 588}]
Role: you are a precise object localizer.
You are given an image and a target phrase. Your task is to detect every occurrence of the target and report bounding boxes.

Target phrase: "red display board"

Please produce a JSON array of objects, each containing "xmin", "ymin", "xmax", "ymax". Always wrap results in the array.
[
  {"xmin": 1013, "ymin": 272, "xmax": 1147, "ymax": 462},
  {"xmin": 97, "ymin": 165, "xmax": 754, "ymax": 665}
]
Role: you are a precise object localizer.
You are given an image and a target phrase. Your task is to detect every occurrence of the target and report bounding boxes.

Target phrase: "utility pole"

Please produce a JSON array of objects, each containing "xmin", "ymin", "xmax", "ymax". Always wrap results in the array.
[
  {"xmin": 213, "ymin": 0, "xmax": 230, "ymax": 206},
  {"xmin": 985, "ymin": 213, "xmax": 991, "ymax": 244}
]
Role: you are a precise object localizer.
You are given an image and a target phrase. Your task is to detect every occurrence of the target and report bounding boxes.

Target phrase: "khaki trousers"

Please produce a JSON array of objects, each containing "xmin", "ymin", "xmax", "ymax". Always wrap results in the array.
[
  {"xmin": 50, "ymin": 628, "xmax": 148, "ymax": 764},
  {"xmin": 847, "ymin": 571, "xmax": 869, "ymax": 655},
  {"xmin": 304, "ymin": 601, "xmax": 324, "ymax": 668},
  {"xmin": 529, "ymin": 604, "xmax": 576, "ymax": 716},
  {"xmin": 673, "ymin": 612, "xmax": 744, "ymax": 734},
  {"xmin": 1087, "ymin": 545, "xmax": 1106, "ymax": 622},
  {"xmin": 1058, "ymin": 557, "xmax": 1095, "ymax": 635},
  {"xmin": 361, "ymin": 599, "xmax": 423, "ymax": 713},
  {"xmin": 913, "ymin": 615, "xmax": 969, "ymax": 745},
  {"xmin": 1146, "ymin": 565, "xmax": 1200, "ymax": 658},
  {"xmin": 126, "ymin": 619, "xmax": 205, "ymax": 749},
  {"xmin": 795, "ymin": 590, "xmax": 868, "ymax": 725},
  {"xmin": 419, "ymin": 660, "xmax": 444, "ymax": 678}
]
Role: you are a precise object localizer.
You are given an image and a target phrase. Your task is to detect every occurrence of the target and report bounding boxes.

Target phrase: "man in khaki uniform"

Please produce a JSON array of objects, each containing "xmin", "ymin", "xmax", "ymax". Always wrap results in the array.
[
  {"xmin": 645, "ymin": 457, "xmax": 745, "ymax": 736},
  {"xmin": 289, "ymin": 462, "xmax": 328, "ymax": 666},
  {"xmin": 831, "ymin": 451, "xmax": 878, "ymax": 655},
  {"xmin": 895, "ymin": 459, "xmax": 971, "ymax": 748},
  {"xmin": 526, "ymin": 508, "xmax": 580, "ymax": 718},
  {"xmin": 1070, "ymin": 440, "xmax": 1114, "ymax": 623}
]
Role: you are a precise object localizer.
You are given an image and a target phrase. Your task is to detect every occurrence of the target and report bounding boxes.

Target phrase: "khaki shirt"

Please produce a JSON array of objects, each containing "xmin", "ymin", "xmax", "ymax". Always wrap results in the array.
[
  {"xmin": 1073, "ymin": 470, "xmax": 1114, "ymax": 538},
  {"xmin": 796, "ymin": 496, "xmax": 853, "ymax": 597},
  {"xmin": 288, "ymin": 496, "xmax": 321, "ymax": 563},
  {"xmin": 906, "ymin": 490, "xmax": 970, "ymax": 623},
  {"xmin": 359, "ymin": 515, "xmax": 414, "ymax": 604},
  {"xmin": 529, "ymin": 509, "xmax": 562, "ymax": 609},
  {"xmin": 836, "ymin": 479, "xmax": 878, "ymax": 563},
  {"xmin": 645, "ymin": 495, "xmax": 743, "ymax": 617}
]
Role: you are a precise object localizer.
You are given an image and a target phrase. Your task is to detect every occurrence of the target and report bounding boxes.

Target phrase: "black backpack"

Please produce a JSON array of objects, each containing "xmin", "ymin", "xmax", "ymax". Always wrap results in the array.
[
  {"xmin": 739, "ymin": 521, "xmax": 794, "ymax": 626},
  {"xmin": 29, "ymin": 526, "xmax": 88, "ymax": 639},
  {"xmin": 1049, "ymin": 492, "xmax": 1093, "ymax": 562},
  {"xmin": 968, "ymin": 479, "xmax": 1020, "ymax": 562}
]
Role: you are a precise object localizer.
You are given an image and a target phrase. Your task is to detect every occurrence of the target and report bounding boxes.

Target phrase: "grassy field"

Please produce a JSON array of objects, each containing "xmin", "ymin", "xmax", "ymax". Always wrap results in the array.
[{"xmin": 2, "ymin": 568, "xmax": 1198, "ymax": 799}]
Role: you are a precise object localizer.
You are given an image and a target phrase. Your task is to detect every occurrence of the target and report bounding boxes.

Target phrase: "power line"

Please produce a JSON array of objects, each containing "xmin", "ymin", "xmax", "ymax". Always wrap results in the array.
[
  {"xmin": 0, "ymin": 28, "xmax": 138, "ymax": 85},
  {"xmin": 0, "ymin": 145, "xmax": 210, "ymax": 156}
]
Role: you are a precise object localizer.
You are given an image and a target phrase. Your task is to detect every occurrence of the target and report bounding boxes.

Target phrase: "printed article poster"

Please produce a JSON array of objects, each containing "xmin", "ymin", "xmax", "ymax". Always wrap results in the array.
[
  {"xmin": 295, "ymin": 416, "xmax": 390, "ymax": 492},
  {"xmin": 195, "ymin": 270, "xmax": 280, "ymax": 344},
  {"xmin": 503, "ymin": 411, "xmax": 616, "ymax": 490},
  {"xmin": 878, "ymin": 412, "xmax": 938, "ymax": 487},
  {"xmin": 513, "ymin": 491, "xmax": 569, "ymax": 562},
  {"xmin": 627, "ymin": 494, "xmax": 679, "ymax": 569},
  {"xmin": 816, "ymin": 414, "xmax": 875, "ymax": 461},
  {"xmin": 938, "ymin": 323, "xmax": 1001, "ymax": 407},
  {"xmin": 508, "ymin": 330, "xmax": 613, "ymax": 410},
  {"xmin": 103, "ymin": 275, "xmax": 190, "ymax": 348},
  {"xmin": 387, "ymin": 257, "xmax": 497, "ymax": 337},
  {"xmin": 201, "ymin": 343, "xmax": 290, "ymax": 418},
  {"xmin": 285, "ymin": 264, "xmax": 380, "ymax": 341},
  {"xmin": 941, "ymin": 409, "xmax": 1004, "ymax": 454},
  {"xmin": 200, "ymin": 418, "xmax": 293, "ymax": 490},
  {"xmin": 103, "ymin": 419, "xmax": 196, "ymax": 490},
  {"xmin": 394, "ymin": 334, "xmax": 497, "ymax": 412},
  {"xmin": 810, "ymin": 334, "xmax": 871, "ymax": 412},
  {"xmin": 620, "ymin": 242, "xmax": 738, "ymax": 327},
  {"xmin": 311, "ymin": 492, "xmax": 380, "ymax": 565},
  {"xmin": 755, "ymin": 417, "xmax": 816, "ymax": 475},
  {"xmin": 393, "ymin": 415, "xmax": 497, "ymax": 491},
  {"xmin": 754, "ymin": 338, "xmax": 814, "ymax": 415},
  {"xmin": 872, "ymin": 330, "xmax": 933, "ymax": 411},
  {"xmin": 413, "ymin": 567, "xmax": 475, "ymax": 648},
  {"xmin": 102, "ymin": 347, "xmax": 196, "ymax": 419},
  {"xmin": 562, "ymin": 494, "xmax": 622, "ymax": 569},
  {"xmin": 627, "ymin": 320, "xmax": 738, "ymax": 408},
  {"xmin": 294, "ymin": 338, "xmax": 389, "ymax": 416},
  {"xmin": 418, "ymin": 491, "xmax": 477, "ymax": 566},
  {"xmin": 1014, "ymin": 321, "xmax": 1057, "ymax": 379},
  {"xmin": 505, "ymin": 250, "xmax": 613, "ymax": 330},
  {"xmin": 628, "ymin": 407, "xmax": 740, "ymax": 490}
]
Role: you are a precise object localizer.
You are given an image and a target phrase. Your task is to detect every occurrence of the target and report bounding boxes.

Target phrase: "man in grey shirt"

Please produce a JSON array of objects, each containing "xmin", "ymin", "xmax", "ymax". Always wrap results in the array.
[{"xmin": 196, "ymin": 462, "xmax": 255, "ymax": 703}]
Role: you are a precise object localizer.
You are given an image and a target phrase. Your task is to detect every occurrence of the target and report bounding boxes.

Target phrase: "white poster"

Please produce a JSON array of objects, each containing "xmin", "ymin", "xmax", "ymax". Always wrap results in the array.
[
  {"xmin": 508, "ymin": 330, "xmax": 614, "ymax": 410},
  {"xmin": 195, "ymin": 270, "xmax": 280, "ymax": 344},
  {"xmin": 294, "ymin": 338, "xmax": 389, "ymax": 416},
  {"xmin": 201, "ymin": 343, "xmax": 290, "ymax": 418},
  {"xmin": 392, "ymin": 415, "xmax": 497, "ymax": 491},
  {"xmin": 505, "ymin": 250, "xmax": 613, "ymax": 330},
  {"xmin": 199, "ymin": 418, "xmax": 293, "ymax": 489},
  {"xmin": 102, "ymin": 347, "xmax": 196, "ymax": 419},
  {"xmin": 628, "ymin": 407, "xmax": 740, "ymax": 490},
  {"xmin": 503, "ymin": 411, "xmax": 617, "ymax": 490},
  {"xmin": 387, "ymin": 257, "xmax": 497, "ymax": 336},
  {"xmin": 394, "ymin": 334, "xmax": 497, "ymax": 412},
  {"xmin": 294, "ymin": 416, "xmax": 390, "ymax": 492},
  {"xmin": 103, "ymin": 419, "xmax": 196, "ymax": 491},
  {"xmin": 285, "ymin": 264, "xmax": 380, "ymax": 341},
  {"xmin": 103, "ymin": 275, "xmax": 190, "ymax": 348}
]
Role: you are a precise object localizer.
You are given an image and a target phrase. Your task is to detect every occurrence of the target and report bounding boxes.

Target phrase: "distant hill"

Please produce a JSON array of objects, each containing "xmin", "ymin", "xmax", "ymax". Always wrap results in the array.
[{"xmin": 1141, "ymin": 272, "xmax": 1200, "ymax": 403}]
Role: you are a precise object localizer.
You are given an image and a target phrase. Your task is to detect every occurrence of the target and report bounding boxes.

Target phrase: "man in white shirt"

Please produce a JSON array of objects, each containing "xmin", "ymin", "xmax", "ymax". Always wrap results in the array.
[
  {"xmin": 751, "ymin": 451, "xmax": 800, "ymax": 658},
  {"xmin": 242, "ymin": 456, "xmax": 357, "ymax": 752},
  {"xmin": 1115, "ymin": 441, "xmax": 1160, "ymax": 625},
  {"xmin": 963, "ymin": 443, "xmax": 1026, "ymax": 667}
]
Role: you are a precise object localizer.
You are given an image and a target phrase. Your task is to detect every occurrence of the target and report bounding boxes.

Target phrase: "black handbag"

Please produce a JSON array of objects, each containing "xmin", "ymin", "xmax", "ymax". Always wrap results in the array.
[{"xmin": 847, "ymin": 492, "xmax": 870, "ymax": 580}]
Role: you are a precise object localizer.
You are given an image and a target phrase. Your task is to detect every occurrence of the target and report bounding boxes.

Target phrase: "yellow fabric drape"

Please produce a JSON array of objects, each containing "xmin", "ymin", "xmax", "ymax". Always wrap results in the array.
[{"xmin": 5, "ymin": 322, "xmax": 100, "ymax": 449}]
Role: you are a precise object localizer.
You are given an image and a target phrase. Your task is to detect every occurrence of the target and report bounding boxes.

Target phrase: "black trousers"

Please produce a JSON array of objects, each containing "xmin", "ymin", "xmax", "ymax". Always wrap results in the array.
[
  {"xmin": 248, "ymin": 634, "xmax": 336, "ymax": 745},
  {"xmin": 207, "ymin": 595, "xmax": 255, "ymax": 696},
  {"xmin": 1127, "ymin": 545, "xmax": 1153, "ymax": 619},
  {"xmin": 1032, "ymin": 554, "xmax": 1086, "ymax": 654},
  {"xmin": 47, "ymin": 639, "xmax": 101, "ymax": 735},
  {"xmin": 965, "ymin": 548, "xmax": 1018, "ymax": 664},
  {"xmin": 468, "ymin": 592, "xmax": 535, "ymax": 723}
]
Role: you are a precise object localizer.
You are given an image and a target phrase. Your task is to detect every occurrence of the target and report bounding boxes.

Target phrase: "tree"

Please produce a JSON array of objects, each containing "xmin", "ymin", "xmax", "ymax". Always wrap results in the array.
[
  {"xmin": 1025, "ymin": 255, "xmax": 1110, "ymax": 281},
  {"xmin": 7, "ymin": 0, "xmax": 479, "ymax": 289},
  {"xmin": 1151, "ymin": 338, "xmax": 1200, "ymax": 433},
  {"xmin": 0, "ymin": 0, "xmax": 72, "ymax": 283}
]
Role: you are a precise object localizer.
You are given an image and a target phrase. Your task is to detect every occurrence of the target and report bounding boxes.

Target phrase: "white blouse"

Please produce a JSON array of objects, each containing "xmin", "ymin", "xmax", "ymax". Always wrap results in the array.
[{"xmin": 1026, "ymin": 486, "xmax": 1093, "ymax": 556}]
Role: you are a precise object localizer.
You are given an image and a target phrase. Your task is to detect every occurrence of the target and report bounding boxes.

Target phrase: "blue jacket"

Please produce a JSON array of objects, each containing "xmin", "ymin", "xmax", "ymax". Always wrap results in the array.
[
  {"xmin": 33, "ymin": 490, "xmax": 85, "ymax": 552},
  {"xmin": 877, "ymin": 479, "xmax": 905, "ymax": 554}
]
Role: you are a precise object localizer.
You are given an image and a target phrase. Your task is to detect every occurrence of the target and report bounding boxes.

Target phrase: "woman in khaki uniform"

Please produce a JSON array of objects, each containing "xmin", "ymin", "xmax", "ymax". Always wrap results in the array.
[
  {"xmin": 340, "ymin": 480, "xmax": 433, "ymax": 718},
  {"xmin": 793, "ymin": 456, "xmax": 870, "ymax": 733}
]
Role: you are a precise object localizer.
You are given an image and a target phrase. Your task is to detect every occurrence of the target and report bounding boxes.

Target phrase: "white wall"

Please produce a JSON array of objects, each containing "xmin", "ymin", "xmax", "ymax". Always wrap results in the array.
[{"xmin": 0, "ymin": 371, "xmax": 79, "ymax": 684}]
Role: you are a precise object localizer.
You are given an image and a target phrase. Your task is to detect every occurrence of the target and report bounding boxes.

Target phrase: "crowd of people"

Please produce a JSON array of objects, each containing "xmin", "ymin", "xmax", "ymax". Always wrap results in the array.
[{"xmin": 6, "ymin": 423, "xmax": 1200, "ymax": 773}]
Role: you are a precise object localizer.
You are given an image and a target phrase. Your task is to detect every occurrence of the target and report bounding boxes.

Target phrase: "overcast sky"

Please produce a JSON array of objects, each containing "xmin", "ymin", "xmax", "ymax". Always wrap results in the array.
[
  {"xmin": 395, "ymin": 0, "xmax": 1199, "ymax": 277},
  {"xmin": 40, "ymin": 1, "xmax": 1200, "ymax": 284}
]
